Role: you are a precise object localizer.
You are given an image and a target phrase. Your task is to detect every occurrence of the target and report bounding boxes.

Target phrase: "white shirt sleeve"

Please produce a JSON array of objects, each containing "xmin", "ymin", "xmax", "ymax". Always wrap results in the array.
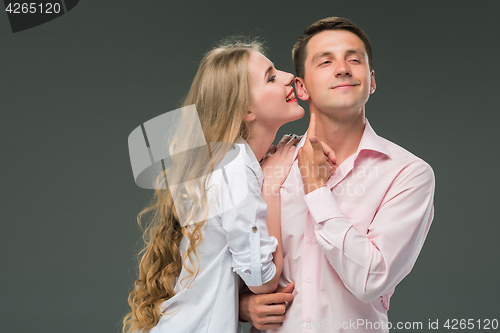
[{"xmin": 217, "ymin": 147, "xmax": 277, "ymax": 287}]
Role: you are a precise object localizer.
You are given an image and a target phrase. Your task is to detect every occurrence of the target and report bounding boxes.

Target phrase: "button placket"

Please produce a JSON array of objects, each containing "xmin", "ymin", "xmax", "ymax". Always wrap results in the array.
[{"xmin": 302, "ymin": 212, "xmax": 317, "ymax": 329}]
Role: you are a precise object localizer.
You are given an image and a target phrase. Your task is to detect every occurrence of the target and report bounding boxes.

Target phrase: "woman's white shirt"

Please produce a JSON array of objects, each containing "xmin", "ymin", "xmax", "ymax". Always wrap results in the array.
[{"xmin": 149, "ymin": 139, "xmax": 277, "ymax": 333}]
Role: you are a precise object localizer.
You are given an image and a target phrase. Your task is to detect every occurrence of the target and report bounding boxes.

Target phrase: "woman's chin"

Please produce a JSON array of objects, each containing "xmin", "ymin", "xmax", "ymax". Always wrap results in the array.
[
  {"xmin": 291, "ymin": 106, "xmax": 305, "ymax": 121},
  {"xmin": 280, "ymin": 109, "xmax": 305, "ymax": 126}
]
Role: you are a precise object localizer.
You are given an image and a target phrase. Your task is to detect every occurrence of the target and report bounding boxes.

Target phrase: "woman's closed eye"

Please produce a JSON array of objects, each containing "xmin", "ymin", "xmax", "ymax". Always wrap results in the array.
[{"xmin": 268, "ymin": 74, "xmax": 277, "ymax": 83}]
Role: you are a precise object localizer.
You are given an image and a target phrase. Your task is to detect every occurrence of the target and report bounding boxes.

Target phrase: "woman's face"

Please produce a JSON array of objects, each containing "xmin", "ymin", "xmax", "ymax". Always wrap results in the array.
[{"xmin": 247, "ymin": 51, "xmax": 304, "ymax": 129}]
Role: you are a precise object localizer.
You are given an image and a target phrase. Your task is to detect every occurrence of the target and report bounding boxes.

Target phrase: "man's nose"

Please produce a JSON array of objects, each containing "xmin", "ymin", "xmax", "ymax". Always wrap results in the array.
[{"xmin": 335, "ymin": 60, "xmax": 351, "ymax": 77}]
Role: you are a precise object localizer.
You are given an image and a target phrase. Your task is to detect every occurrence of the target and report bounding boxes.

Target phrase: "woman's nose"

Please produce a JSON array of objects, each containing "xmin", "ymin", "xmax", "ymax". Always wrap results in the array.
[{"xmin": 283, "ymin": 71, "xmax": 294, "ymax": 85}]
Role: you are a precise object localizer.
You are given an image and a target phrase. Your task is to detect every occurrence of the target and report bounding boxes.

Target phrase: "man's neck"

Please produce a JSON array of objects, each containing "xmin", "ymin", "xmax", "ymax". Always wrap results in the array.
[{"xmin": 312, "ymin": 107, "xmax": 366, "ymax": 167}]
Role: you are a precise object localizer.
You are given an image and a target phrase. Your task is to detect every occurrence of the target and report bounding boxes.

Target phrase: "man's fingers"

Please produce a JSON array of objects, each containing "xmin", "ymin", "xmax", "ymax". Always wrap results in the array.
[
  {"xmin": 304, "ymin": 113, "xmax": 316, "ymax": 144},
  {"xmin": 276, "ymin": 281, "xmax": 295, "ymax": 294},
  {"xmin": 256, "ymin": 303, "xmax": 288, "ymax": 317},
  {"xmin": 255, "ymin": 322, "xmax": 283, "ymax": 331},
  {"xmin": 297, "ymin": 147, "xmax": 303, "ymax": 165},
  {"xmin": 309, "ymin": 135, "xmax": 323, "ymax": 153},
  {"xmin": 320, "ymin": 140, "xmax": 337, "ymax": 165},
  {"xmin": 297, "ymin": 146, "xmax": 310, "ymax": 170},
  {"xmin": 329, "ymin": 165, "xmax": 337, "ymax": 177},
  {"xmin": 306, "ymin": 113, "xmax": 317, "ymax": 141},
  {"xmin": 262, "ymin": 292, "xmax": 294, "ymax": 305},
  {"xmin": 311, "ymin": 113, "xmax": 316, "ymax": 136},
  {"xmin": 302, "ymin": 114, "xmax": 317, "ymax": 162}
]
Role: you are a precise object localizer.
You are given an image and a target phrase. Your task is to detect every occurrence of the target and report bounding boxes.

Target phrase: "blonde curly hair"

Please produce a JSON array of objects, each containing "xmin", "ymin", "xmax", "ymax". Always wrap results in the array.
[{"xmin": 123, "ymin": 38, "xmax": 264, "ymax": 333}]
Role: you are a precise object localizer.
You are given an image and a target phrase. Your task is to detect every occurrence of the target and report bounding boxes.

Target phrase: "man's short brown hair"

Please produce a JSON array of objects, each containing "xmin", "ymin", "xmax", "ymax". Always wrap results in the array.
[{"xmin": 292, "ymin": 17, "xmax": 373, "ymax": 78}]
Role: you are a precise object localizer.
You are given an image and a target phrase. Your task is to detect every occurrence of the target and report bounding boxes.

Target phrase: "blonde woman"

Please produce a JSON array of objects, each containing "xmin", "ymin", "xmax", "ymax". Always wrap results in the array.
[{"xmin": 123, "ymin": 39, "xmax": 304, "ymax": 333}]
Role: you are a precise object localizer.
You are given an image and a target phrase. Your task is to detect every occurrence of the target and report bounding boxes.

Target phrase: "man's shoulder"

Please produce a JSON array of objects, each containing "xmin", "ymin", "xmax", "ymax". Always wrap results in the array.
[
  {"xmin": 379, "ymin": 135, "xmax": 428, "ymax": 163},
  {"xmin": 378, "ymin": 135, "xmax": 434, "ymax": 180}
]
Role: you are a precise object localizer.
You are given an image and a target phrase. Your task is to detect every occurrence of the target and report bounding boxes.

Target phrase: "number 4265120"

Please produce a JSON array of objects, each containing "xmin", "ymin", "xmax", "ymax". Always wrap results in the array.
[
  {"xmin": 443, "ymin": 319, "xmax": 498, "ymax": 330},
  {"xmin": 5, "ymin": 3, "xmax": 62, "ymax": 14}
]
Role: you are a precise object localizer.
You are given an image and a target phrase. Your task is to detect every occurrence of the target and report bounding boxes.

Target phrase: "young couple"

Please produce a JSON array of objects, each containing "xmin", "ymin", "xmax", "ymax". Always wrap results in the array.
[{"xmin": 124, "ymin": 17, "xmax": 435, "ymax": 333}]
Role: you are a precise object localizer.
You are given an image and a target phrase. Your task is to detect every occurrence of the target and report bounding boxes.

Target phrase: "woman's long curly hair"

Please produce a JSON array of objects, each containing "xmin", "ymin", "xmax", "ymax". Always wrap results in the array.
[{"xmin": 123, "ymin": 38, "xmax": 264, "ymax": 333}]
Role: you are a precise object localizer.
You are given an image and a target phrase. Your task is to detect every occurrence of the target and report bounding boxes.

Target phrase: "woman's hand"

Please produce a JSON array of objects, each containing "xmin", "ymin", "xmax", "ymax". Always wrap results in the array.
[
  {"xmin": 260, "ymin": 134, "xmax": 300, "ymax": 196},
  {"xmin": 298, "ymin": 113, "xmax": 337, "ymax": 195}
]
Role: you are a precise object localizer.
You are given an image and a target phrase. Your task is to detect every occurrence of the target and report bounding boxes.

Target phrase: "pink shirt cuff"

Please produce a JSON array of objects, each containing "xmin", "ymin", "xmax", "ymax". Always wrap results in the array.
[{"xmin": 303, "ymin": 186, "xmax": 344, "ymax": 223}]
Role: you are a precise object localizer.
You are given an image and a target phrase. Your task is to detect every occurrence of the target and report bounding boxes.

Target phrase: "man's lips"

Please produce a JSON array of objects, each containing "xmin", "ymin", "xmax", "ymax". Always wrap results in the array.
[{"xmin": 332, "ymin": 83, "xmax": 358, "ymax": 89}]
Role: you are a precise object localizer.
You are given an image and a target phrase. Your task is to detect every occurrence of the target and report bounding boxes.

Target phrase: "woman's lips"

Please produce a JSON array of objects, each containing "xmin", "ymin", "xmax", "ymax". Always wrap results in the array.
[{"xmin": 286, "ymin": 90, "xmax": 297, "ymax": 102}]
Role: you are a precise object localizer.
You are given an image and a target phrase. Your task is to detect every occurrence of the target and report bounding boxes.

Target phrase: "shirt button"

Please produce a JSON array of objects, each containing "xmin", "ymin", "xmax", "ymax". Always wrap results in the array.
[
  {"xmin": 308, "ymin": 237, "xmax": 315, "ymax": 244},
  {"xmin": 305, "ymin": 316, "xmax": 313, "ymax": 322},
  {"xmin": 251, "ymin": 226, "xmax": 258, "ymax": 232},
  {"xmin": 305, "ymin": 276, "xmax": 312, "ymax": 283}
]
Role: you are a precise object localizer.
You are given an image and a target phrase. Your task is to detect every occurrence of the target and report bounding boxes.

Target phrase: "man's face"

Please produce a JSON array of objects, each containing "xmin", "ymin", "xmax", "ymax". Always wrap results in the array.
[{"xmin": 296, "ymin": 30, "xmax": 375, "ymax": 119}]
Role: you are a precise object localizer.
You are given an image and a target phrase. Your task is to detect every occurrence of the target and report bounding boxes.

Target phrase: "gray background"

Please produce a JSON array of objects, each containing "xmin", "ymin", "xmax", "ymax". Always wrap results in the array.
[{"xmin": 1, "ymin": 1, "xmax": 499, "ymax": 332}]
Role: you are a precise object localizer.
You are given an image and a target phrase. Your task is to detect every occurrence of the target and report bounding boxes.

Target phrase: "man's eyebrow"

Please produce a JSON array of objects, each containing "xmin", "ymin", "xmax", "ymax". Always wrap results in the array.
[
  {"xmin": 346, "ymin": 49, "xmax": 365, "ymax": 56},
  {"xmin": 311, "ymin": 51, "xmax": 333, "ymax": 63},
  {"xmin": 311, "ymin": 49, "xmax": 366, "ymax": 63}
]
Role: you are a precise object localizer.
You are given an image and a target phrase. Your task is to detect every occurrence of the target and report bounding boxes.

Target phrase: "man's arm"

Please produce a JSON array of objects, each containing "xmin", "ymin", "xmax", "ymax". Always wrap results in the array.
[
  {"xmin": 298, "ymin": 114, "xmax": 435, "ymax": 303},
  {"xmin": 305, "ymin": 161, "xmax": 435, "ymax": 302}
]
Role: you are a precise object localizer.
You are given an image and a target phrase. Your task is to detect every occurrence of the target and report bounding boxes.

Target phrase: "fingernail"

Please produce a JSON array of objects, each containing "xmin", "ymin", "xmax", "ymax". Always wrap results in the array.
[{"xmin": 310, "ymin": 137, "xmax": 317, "ymax": 143}]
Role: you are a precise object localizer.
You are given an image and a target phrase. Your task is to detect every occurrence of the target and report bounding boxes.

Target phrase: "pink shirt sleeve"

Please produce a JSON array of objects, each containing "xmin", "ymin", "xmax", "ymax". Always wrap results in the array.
[{"xmin": 303, "ymin": 160, "xmax": 435, "ymax": 303}]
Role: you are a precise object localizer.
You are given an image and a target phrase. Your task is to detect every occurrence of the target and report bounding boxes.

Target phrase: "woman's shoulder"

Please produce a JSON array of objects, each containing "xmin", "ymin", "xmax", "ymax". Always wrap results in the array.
[
  {"xmin": 209, "ymin": 139, "xmax": 262, "ymax": 185},
  {"xmin": 235, "ymin": 138, "xmax": 263, "ymax": 185}
]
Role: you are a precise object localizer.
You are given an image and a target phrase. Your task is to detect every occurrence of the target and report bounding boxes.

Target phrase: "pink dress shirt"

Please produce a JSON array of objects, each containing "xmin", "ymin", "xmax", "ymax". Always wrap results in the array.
[{"xmin": 256, "ymin": 119, "xmax": 435, "ymax": 333}]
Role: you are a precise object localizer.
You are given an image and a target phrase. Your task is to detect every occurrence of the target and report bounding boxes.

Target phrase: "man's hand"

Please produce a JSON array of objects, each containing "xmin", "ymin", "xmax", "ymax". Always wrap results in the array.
[
  {"xmin": 298, "ymin": 113, "xmax": 336, "ymax": 194},
  {"xmin": 239, "ymin": 282, "xmax": 295, "ymax": 330}
]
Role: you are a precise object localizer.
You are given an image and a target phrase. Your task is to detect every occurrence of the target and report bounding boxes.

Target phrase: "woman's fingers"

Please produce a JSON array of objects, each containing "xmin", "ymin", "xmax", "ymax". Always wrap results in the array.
[
  {"xmin": 260, "ymin": 145, "xmax": 277, "ymax": 164},
  {"xmin": 267, "ymin": 145, "xmax": 277, "ymax": 155},
  {"xmin": 276, "ymin": 134, "xmax": 300, "ymax": 155},
  {"xmin": 276, "ymin": 134, "xmax": 292, "ymax": 151},
  {"xmin": 284, "ymin": 136, "xmax": 300, "ymax": 151}
]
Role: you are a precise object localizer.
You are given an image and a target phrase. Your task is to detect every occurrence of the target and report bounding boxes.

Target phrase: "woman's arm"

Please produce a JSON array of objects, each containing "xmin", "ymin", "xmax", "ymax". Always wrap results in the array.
[
  {"xmin": 247, "ymin": 189, "xmax": 282, "ymax": 294},
  {"xmin": 247, "ymin": 135, "xmax": 299, "ymax": 294}
]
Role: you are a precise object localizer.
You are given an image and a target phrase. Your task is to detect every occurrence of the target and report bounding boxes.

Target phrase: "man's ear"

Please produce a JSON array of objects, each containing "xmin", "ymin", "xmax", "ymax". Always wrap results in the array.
[
  {"xmin": 244, "ymin": 109, "xmax": 255, "ymax": 123},
  {"xmin": 369, "ymin": 69, "xmax": 376, "ymax": 94},
  {"xmin": 294, "ymin": 77, "xmax": 309, "ymax": 100}
]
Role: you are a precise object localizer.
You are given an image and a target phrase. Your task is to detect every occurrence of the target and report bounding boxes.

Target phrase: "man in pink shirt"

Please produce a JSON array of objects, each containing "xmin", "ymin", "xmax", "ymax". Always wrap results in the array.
[{"xmin": 239, "ymin": 17, "xmax": 435, "ymax": 332}]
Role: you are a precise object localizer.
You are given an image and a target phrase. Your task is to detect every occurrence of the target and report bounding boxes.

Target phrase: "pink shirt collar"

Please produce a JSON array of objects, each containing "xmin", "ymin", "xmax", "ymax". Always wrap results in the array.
[{"xmin": 292, "ymin": 118, "xmax": 390, "ymax": 162}]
